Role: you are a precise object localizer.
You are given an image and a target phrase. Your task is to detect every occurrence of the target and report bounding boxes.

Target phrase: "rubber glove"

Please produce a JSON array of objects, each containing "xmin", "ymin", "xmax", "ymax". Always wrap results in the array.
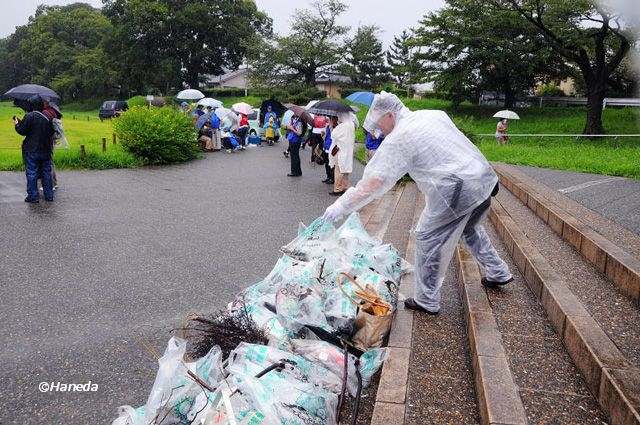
[{"xmin": 323, "ymin": 202, "xmax": 345, "ymax": 222}]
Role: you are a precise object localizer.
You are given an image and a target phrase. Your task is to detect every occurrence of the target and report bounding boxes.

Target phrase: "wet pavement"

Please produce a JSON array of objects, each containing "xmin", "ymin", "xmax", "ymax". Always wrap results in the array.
[
  {"xmin": 513, "ymin": 165, "xmax": 640, "ymax": 235},
  {"xmin": 0, "ymin": 144, "xmax": 363, "ymax": 424}
]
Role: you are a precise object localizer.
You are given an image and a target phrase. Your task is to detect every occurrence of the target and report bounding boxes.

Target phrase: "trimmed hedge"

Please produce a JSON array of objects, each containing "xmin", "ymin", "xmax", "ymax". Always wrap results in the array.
[{"xmin": 113, "ymin": 106, "xmax": 200, "ymax": 165}]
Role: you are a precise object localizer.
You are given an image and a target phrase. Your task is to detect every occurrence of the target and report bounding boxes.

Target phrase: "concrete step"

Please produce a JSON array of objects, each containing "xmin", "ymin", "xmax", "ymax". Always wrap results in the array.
[
  {"xmin": 342, "ymin": 182, "xmax": 418, "ymax": 425},
  {"xmin": 494, "ymin": 163, "xmax": 640, "ymax": 304},
  {"xmin": 490, "ymin": 188, "xmax": 640, "ymax": 424}
]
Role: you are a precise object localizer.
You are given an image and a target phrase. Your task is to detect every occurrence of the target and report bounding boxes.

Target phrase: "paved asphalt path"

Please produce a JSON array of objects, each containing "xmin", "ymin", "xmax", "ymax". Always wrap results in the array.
[
  {"xmin": 513, "ymin": 165, "xmax": 640, "ymax": 235},
  {"xmin": 0, "ymin": 144, "xmax": 363, "ymax": 424}
]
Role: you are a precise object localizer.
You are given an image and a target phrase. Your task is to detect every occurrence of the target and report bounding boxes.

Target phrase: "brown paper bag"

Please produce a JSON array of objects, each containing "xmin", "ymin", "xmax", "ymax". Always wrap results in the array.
[{"xmin": 338, "ymin": 272, "xmax": 394, "ymax": 351}]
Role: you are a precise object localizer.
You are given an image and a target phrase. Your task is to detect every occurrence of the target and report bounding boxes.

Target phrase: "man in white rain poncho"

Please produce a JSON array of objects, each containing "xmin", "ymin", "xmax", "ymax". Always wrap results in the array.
[{"xmin": 323, "ymin": 92, "xmax": 513, "ymax": 314}]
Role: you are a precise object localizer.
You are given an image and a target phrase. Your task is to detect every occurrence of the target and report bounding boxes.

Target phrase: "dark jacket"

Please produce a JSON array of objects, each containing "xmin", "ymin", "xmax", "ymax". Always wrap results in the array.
[{"xmin": 15, "ymin": 111, "xmax": 54, "ymax": 154}]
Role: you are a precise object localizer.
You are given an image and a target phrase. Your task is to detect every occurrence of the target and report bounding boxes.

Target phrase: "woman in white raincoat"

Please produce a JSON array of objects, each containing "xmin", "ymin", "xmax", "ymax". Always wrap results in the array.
[
  {"xmin": 327, "ymin": 112, "xmax": 355, "ymax": 196},
  {"xmin": 323, "ymin": 92, "xmax": 513, "ymax": 314}
]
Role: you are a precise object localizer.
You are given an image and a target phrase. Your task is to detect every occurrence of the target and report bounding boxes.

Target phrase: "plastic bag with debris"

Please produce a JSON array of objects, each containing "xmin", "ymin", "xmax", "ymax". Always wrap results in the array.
[
  {"xmin": 227, "ymin": 343, "xmax": 341, "ymax": 424},
  {"xmin": 289, "ymin": 339, "xmax": 388, "ymax": 396},
  {"xmin": 281, "ymin": 217, "xmax": 337, "ymax": 261},
  {"xmin": 335, "ymin": 213, "xmax": 381, "ymax": 253},
  {"xmin": 112, "ymin": 337, "xmax": 223, "ymax": 425}
]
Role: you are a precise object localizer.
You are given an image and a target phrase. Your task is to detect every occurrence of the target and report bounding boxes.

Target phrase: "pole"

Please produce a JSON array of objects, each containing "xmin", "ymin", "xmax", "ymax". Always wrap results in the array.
[
  {"xmin": 80, "ymin": 145, "xmax": 86, "ymax": 160},
  {"xmin": 102, "ymin": 138, "xmax": 107, "ymax": 152},
  {"xmin": 112, "ymin": 133, "xmax": 117, "ymax": 145}
]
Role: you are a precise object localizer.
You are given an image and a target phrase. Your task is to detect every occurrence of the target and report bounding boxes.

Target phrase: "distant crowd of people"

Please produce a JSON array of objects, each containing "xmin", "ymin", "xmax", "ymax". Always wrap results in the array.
[{"xmin": 282, "ymin": 111, "xmax": 383, "ymax": 196}]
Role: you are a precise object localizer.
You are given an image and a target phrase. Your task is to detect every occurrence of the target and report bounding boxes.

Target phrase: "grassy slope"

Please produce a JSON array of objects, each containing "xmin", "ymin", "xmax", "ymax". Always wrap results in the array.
[
  {"xmin": 0, "ymin": 102, "xmax": 139, "ymax": 170},
  {"xmin": 351, "ymin": 98, "xmax": 640, "ymax": 179}
]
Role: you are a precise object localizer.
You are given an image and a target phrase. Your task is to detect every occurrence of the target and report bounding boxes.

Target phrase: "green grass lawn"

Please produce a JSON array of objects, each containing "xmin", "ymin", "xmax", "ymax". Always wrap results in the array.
[
  {"xmin": 0, "ymin": 102, "xmax": 140, "ymax": 170},
  {"xmin": 351, "ymin": 98, "xmax": 640, "ymax": 179}
]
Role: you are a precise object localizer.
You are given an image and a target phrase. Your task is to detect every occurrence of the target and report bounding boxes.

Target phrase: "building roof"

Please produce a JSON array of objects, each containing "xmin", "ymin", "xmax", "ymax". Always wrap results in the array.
[
  {"xmin": 205, "ymin": 68, "xmax": 249, "ymax": 84},
  {"xmin": 315, "ymin": 72, "xmax": 351, "ymax": 84}
]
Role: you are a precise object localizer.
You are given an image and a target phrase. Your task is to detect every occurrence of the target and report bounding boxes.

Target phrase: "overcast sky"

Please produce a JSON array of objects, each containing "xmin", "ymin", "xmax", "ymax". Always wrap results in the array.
[{"xmin": 0, "ymin": 0, "xmax": 444, "ymax": 47}]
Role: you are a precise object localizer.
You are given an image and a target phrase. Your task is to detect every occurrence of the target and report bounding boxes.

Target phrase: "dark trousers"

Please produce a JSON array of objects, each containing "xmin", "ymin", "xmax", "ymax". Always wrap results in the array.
[
  {"xmin": 289, "ymin": 141, "xmax": 301, "ymax": 175},
  {"xmin": 322, "ymin": 151, "xmax": 333, "ymax": 181},
  {"xmin": 237, "ymin": 127, "xmax": 248, "ymax": 146},
  {"xmin": 25, "ymin": 151, "xmax": 53, "ymax": 200}
]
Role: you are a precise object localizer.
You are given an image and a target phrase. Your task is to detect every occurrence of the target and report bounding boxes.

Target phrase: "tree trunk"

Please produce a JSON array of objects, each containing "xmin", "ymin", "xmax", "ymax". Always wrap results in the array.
[
  {"xmin": 583, "ymin": 76, "xmax": 606, "ymax": 135},
  {"xmin": 503, "ymin": 79, "xmax": 515, "ymax": 108},
  {"xmin": 304, "ymin": 68, "xmax": 316, "ymax": 86}
]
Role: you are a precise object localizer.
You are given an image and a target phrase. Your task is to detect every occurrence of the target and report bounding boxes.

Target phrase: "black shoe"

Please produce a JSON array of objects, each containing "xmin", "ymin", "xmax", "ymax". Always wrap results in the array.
[
  {"xmin": 481, "ymin": 277, "xmax": 514, "ymax": 288},
  {"xmin": 329, "ymin": 190, "xmax": 346, "ymax": 196},
  {"xmin": 321, "ymin": 178, "xmax": 331, "ymax": 183},
  {"xmin": 404, "ymin": 298, "xmax": 439, "ymax": 315},
  {"xmin": 24, "ymin": 197, "xmax": 39, "ymax": 203},
  {"xmin": 45, "ymin": 198, "xmax": 54, "ymax": 202},
  {"xmin": 283, "ymin": 152, "xmax": 289, "ymax": 158},
  {"xmin": 287, "ymin": 173, "xmax": 302, "ymax": 177}
]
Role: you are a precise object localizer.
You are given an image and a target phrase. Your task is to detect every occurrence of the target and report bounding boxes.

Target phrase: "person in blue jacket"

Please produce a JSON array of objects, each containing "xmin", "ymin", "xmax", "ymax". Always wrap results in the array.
[{"xmin": 365, "ymin": 130, "xmax": 384, "ymax": 161}]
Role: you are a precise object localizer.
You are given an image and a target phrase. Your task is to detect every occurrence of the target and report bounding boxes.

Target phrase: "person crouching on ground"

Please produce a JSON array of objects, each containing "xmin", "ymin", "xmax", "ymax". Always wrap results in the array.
[
  {"xmin": 323, "ymin": 92, "xmax": 513, "ymax": 315},
  {"xmin": 286, "ymin": 114, "xmax": 304, "ymax": 177},
  {"xmin": 15, "ymin": 95, "xmax": 55, "ymax": 203},
  {"xmin": 328, "ymin": 112, "xmax": 355, "ymax": 196}
]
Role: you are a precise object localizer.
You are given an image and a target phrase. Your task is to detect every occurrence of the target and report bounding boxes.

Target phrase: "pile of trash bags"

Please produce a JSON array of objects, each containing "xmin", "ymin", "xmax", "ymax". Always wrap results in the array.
[{"xmin": 112, "ymin": 213, "xmax": 411, "ymax": 425}]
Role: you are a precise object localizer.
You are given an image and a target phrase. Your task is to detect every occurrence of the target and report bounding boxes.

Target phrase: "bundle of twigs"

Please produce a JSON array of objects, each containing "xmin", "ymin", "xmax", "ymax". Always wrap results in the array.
[{"xmin": 179, "ymin": 308, "xmax": 268, "ymax": 360}]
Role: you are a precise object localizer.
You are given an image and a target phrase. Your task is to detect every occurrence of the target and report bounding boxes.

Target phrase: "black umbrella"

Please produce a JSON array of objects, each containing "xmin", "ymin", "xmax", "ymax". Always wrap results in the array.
[
  {"xmin": 259, "ymin": 99, "xmax": 285, "ymax": 125},
  {"xmin": 2, "ymin": 84, "xmax": 61, "ymax": 104},
  {"xmin": 307, "ymin": 99, "xmax": 354, "ymax": 116}
]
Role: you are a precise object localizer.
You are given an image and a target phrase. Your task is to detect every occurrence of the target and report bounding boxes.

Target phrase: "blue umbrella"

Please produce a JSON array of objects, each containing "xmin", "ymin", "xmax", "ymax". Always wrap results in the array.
[
  {"xmin": 195, "ymin": 112, "xmax": 210, "ymax": 130},
  {"xmin": 346, "ymin": 91, "xmax": 375, "ymax": 106}
]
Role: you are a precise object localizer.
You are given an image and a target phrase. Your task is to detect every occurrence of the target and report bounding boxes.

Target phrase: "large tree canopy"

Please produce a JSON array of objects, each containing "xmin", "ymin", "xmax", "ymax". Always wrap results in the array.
[
  {"xmin": 104, "ymin": 0, "xmax": 272, "ymax": 94},
  {"xmin": 386, "ymin": 30, "xmax": 420, "ymax": 90},
  {"xmin": 493, "ymin": 0, "xmax": 634, "ymax": 133},
  {"xmin": 412, "ymin": 0, "xmax": 568, "ymax": 107},
  {"xmin": 0, "ymin": 3, "xmax": 115, "ymax": 100},
  {"xmin": 340, "ymin": 25, "xmax": 389, "ymax": 89},
  {"xmin": 248, "ymin": 0, "xmax": 349, "ymax": 87}
]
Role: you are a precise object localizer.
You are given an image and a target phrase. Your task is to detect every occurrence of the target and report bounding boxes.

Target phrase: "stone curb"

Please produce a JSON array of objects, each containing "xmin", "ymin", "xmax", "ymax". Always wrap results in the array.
[
  {"xmin": 454, "ymin": 245, "xmax": 527, "ymax": 425},
  {"xmin": 489, "ymin": 198, "xmax": 640, "ymax": 425},
  {"xmin": 370, "ymin": 183, "xmax": 421, "ymax": 425},
  {"xmin": 493, "ymin": 164, "xmax": 640, "ymax": 304}
]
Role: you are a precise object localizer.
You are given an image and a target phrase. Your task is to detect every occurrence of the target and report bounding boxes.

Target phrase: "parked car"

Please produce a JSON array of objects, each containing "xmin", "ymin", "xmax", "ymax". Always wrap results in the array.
[{"xmin": 99, "ymin": 100, "xmax": 128, "ymax": 121}]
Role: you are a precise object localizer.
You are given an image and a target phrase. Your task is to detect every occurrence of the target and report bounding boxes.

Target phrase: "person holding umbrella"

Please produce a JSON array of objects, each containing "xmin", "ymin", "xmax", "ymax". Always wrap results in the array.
[
  {"xmin": 493, "ymin": 110, "xmax": 519, "ymax": 145},
  {"xmin": 286, "ymin": 113, "xmax": 304, "ymax": 177},
  {"xmin": 15, "ymin": 95, "xmax": 55, "ymax": 203},
  {"xmin": 323, "ymin": 92, "xmax": 513, "ymax": 315}
]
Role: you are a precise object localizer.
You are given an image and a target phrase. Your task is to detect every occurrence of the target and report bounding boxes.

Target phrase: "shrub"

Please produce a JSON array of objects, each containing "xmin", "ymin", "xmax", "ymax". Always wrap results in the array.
[
  {"xmin": 204, "ymin": 87, "xmax": 247, "ymax": 97},
  {"xmin": 339, "ymin": 87, "xmax": 369, "ymax": 98},
  {"xmin": 127, "ymin": 95, "xmax": 149, "ymax": 108},
  {"xmin": 536, "ymin": 83, "xmax": 565, "ymax": 97},
  {"xmin": 113, "ymin": 106, "xmax": 199, "ymax": 165}
]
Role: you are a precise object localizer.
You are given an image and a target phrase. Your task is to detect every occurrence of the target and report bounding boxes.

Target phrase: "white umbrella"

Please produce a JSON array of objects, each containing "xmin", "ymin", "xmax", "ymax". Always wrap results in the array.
[
  {"xmin": 215, "ymin": 107, "xmax": 239, "ymax": 130},
  {"xmin": 197, "ymin": 97, "xmax": 223, "ymax": 109},
  {"xmin": 176, "ymin": 89, "xmax": 205, "ymax": 100},
  {"xmin": 493, "ymin": 110, "xmax": 520, "ymax": 120},
  {"xmin": 282, "ymin": 109, "xmax": 294, "ymax": 126},
  {"xmin": 231, "ymin": 102, "xmax": 253, "ymax": 115},
  {"xmin": 305, "ymin": 100, "xmax": 319, "ymax": 109}
]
